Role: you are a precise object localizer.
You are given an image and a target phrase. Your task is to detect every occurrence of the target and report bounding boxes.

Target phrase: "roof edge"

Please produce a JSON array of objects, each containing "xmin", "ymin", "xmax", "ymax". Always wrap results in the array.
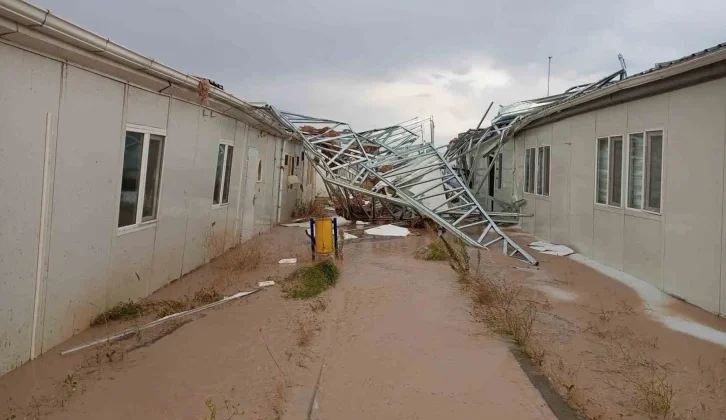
[
  {"xmin": 519, "ymin": 45, "xmax": 726, "ymax": 129},
  {"xmin": 0, "ymin": 0, "xmax": 295, "ymax": 139}
]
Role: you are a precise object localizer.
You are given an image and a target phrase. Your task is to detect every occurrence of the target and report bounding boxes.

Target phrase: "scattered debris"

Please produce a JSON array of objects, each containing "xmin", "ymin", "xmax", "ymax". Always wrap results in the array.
[
  {"xmin": 61, "ymin": 290, "xmax": 260, "ymax": 355},
  {"xmin": 355, "ymin": 221, "xmax": 369, "ymax": 226},
  {"xmin": 90, "ymin": 300, "xmax": 143, "ymax": 326},
  {"xmin": 267, "ymin": 108, "xmax": 538, "ymax": 265},
  {"xmin": 529, "ymin": 241, "xmax": 575, "ymax": 256},
  {"xmin": 281, "ymin": 222, "xmax": 310, "ymax": 228},
  {"xmin": 364, "ymin": 224, "xmax": 410, "ymax": 237},
  {"xmin": 258, "ymin": 280, "xmax": 276, "ymax": 287},
  {"xmin": 279, "ymin": 258, "xmax": 297, "ymax": 264},
  {"xmin": 343, "ymin": 232, "xmax": 358, "ymax": 240}
]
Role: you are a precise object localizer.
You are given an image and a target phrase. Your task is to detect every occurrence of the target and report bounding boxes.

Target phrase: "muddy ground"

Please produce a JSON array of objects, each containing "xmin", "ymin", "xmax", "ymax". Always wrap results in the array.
[
  {"xmin": 0, "ymin": 224, "xmax": 724, "ymax": 419},
  {"xmin": 472, "ymin": 229, "xmax": 726, "ymax": 420}
]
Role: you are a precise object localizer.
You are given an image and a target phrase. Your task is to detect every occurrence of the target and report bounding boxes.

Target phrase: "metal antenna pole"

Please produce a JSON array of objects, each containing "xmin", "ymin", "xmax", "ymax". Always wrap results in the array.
[{"xmin": 547, "ymin": 56, "xmax": 552, "ymax": 96}]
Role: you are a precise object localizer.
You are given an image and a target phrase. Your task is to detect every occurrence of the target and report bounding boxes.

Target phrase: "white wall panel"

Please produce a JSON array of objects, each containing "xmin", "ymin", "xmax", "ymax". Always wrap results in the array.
[
  {"xmin": 568, "ymin": 113, "xmax": 596, "ymax": 257},
  {"xmin": 664, "ymin": 79, "xmax": 726, "ymax": 313},
  {"xmin": 149, "ymin": 99, "xmax": 198, "ymax": 291},
  {"xmin": 593, "ymin": 209, "xmax": 624, "ymax": 270},
  {"xmin": 230, "ymin": 121, "xmax": 249, "ymax": 246},
  {"xmin": 126, "ymin": 86, "xmax": 168, "ymax": 129},
  {"xmin": 43, "ymin": 66, "xmax": 124, "ymax": 351},
  {"xmin": 550, "ymin": 120, "xmax": 571, "ymax": 244},
  {"xmin": 0, "ymin": 44, "xmax": 61, "ymax": 374},
  {"xmin": 108, "ymin": 227, "xmax": 156, "ymax": 303},
  {"xmin": 623, "ymin": 214, "xmax": 662, "ymax": 287},
  {"xmin": 181, "ymin": 110, "xmax": 220, "ymax": 273}
]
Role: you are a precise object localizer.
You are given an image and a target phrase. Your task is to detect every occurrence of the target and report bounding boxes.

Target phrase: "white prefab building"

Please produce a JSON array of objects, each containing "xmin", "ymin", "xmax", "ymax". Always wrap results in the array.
[
  {"xmin": 483, "ymin": 43, "xmax": 726, "ymax": 317},
  {"xmin": 0, "ymin": 0, "xmax": 315, "ymax": 375}
]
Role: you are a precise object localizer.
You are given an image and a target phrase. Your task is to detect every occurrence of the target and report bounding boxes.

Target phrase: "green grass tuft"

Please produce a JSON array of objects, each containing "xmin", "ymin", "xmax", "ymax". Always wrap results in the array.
[{"xmin": 283, "ymin": 259, "xmax": 340, "ymax": 299}]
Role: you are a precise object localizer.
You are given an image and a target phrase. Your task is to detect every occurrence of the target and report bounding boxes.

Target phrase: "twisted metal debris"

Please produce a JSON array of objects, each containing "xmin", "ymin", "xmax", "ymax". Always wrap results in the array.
[
  {"xmin": 264, "ymin": 108, "xmax": 538, "ymax": 265},
  {"xmin": 259, "ymin": 60, "xmax": 628, "ymax": 265}
]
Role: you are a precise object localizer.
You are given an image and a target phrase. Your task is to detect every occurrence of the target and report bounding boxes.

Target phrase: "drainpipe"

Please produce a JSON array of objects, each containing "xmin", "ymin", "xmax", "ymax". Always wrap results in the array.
[{"xmin": 276, "ymin": 137, "xmax": 288, "ymax": 223}]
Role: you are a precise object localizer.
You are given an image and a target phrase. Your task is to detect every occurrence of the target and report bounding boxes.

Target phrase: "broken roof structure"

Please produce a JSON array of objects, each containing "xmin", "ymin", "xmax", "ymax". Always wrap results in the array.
[{"xmin": 449, "ymin": 42, "xmax": 726, "ymax": 204}]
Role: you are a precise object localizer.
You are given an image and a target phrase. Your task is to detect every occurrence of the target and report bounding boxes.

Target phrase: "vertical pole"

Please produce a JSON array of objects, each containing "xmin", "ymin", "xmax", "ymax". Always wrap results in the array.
[
  {"xmin": 333, "ymin": 217, "xmax": 339, "ymax": 258},
  {"xmin": 309, "ymin": 218, "xmax": 316, "ymax": 261},
  {"xmin": 31, "ymin": 113, "xmax": 53, "ymax": 360},
  {"xmin": 547, "ymin": 56, "xmax": 552, "ymax": 96}
]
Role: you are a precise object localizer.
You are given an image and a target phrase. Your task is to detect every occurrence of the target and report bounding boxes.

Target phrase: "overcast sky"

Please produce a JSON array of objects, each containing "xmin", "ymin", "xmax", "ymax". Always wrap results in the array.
[{"xmin": 39, "ymin": 0, "xmax": 725, "ymax": 143}]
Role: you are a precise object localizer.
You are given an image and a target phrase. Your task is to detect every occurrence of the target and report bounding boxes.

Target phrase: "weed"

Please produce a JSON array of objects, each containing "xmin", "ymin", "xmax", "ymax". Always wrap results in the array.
[
  {"xmin": 203, "ymin": 396, "xmax": 242, "ymax": 420},
  {"xmin": 471, "ymin": 274, "xmax": 538, "ymax": 347},
  {"xmin": 292, "ymin": 198, "xmax": 327, "ymax": 219},
  {"xmin": 631, "ymin": 374, "xmax": 674, "ymax": 416},
  {"xmin": 269, "ymin": 380, "xmax": 287, "ymax": 420},
  {"xmin": 310, "ymin": 299, "xmax": 327, "ymax": 312},
  {"xmin": 220, "ymin": 238, "xmax": 263, "ymax": 275},
  {"xmin": 414, "ymin": 239, "xmax": 450, "ymax": 261},
  {"xmin": 204, "ymin": 222, "xmax": 228, "ymax": 260},
  {"xmin": 193, "ymin": 287, "xmax": 221, "ymax": 305},
  {"xmin": 296, "ymin": 318, "xmax": 316, "ymax": 347},
  {"xmin": 59, "ymin": 373, "xmax": 79, "ymax": 406},
  {"xmin": 282, "ymin": 259, "xmax": 339, "ymax": 299},
  {"xmin": 438, "ymin": 235, "xmax": 470, "ymax": 274},
  {"xmin": 90, "ymin": 300, "xmax": 143, "ymax": 326},
  {"xmin": 145, "ymin": 299, "xmax": 189, "ymax": 318},
  {"xmin": 525, "ymin": 342, "xmax": 546, "ymax": 366},
  {"xmin": 204, "ymin": 397, "xmax": 218, "ymax": 420}
]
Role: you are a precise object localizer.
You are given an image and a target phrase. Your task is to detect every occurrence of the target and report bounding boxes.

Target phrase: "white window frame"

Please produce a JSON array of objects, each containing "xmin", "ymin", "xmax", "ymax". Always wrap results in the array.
[
  {"xmin": 117, "ymin": 123, "xmax": 167, "ymax": 234},
  {"xmin": 594, "ymin": 135, "xmax": 625, "ymax": 208},
  {"xmin": 524, "ymin": 147, "xmax": 536, "ymax": 194},
  {"xmin": 536, "ymin": 145, "xmax": 551, "ymax": 197},
  {"xmin": 625, "ymin": 129, "xmax": 664, "ymax": 215},
  {"xmin": 213, "ymin": 140, "xmax": 234, "ymax": 208}
]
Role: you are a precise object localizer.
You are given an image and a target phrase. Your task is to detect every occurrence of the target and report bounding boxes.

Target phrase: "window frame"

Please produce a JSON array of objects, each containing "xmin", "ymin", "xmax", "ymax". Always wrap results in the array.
[
  {"xmin": 524, "ymin": 147, "xmax": 536, "ymax": 194},
  {"xmin": 117, "ymin": 123, "xmax": 167, "ymax": 234},
  {"xmin": 213, "ymin": 140, "xmax": 235, "ymax": 208},
  {"xmin": 536, "ymin": 145, "xmax": 551, "ymax": 197},
  {"xmin": 608, "ymin": 136, "xmax": 623, "ymax": 207},
  {"xmin": 595, "ymin": 135, "xmax": 624, "ymax": 209},
  {"xmin": 626, "ymin": 129, "xmax": 664, "ymax": 214}
]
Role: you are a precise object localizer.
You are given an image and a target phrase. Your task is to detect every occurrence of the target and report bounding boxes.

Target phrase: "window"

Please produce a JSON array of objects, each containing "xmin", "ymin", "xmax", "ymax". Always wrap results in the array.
[
  {"xmin": 118, "ymin": 128, "xmax": 165, "ymax": 229},
  {"xmin": 257, "ymin": 159, "xmax": 263, "ymax": 182},
  {"xmin": 288, "ymin": 155, "xmax": 295, "ymax": 176},
  {"xmin": 628, "ymin": 131, "xmax": 663, "ymax": 212},
  {"xmin": 609, "ymin": 136, "xmax": 623, "ymax": 206},
  {"xmin": 524, "ymin": 148, "xmax": 535, "ymax": 194},
  {"xmin": 537, "ymin": 146, "xmax": 550, "ymax": 196},
  {"xmin": 213, "ymin": 143, "xmax": 234, "ymax": 206},
  {"xmin": 496, "ymin": 153, "xmax": 503, "ymax": 190},
  {"xmin": 596, "ymin": 136, "xmax": 624, "ymax": 207}
]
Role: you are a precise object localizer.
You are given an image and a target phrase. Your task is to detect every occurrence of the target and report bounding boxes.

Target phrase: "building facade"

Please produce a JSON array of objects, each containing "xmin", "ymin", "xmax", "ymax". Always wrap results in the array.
[
  {"xmin": 0, "ymin": 1, "xmax": 314, "ymax": 374},
  {"xmin": 487, "ymin": 45, "xmax": 726, "ymax": 317}
]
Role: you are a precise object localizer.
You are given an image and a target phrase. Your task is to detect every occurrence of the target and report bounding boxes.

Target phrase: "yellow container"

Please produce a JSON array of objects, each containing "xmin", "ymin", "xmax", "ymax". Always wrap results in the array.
[{"xmin": 314, "ymin": 218, "xmax": 334, "ymax": 254}]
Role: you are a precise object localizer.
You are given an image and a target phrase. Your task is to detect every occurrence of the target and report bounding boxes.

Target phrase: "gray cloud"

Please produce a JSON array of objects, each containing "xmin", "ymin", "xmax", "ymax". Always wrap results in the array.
[{"xmin": 41, "ymin": 0, "xmax": 726, "ymax": 142}]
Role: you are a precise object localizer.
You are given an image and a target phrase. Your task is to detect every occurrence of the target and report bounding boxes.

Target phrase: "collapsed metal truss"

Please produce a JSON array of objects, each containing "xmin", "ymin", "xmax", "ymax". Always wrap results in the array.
[
  {"xmin": 264, "ymin": 107, "xmax": 539, "ymax": 265},
  {"xmin": 254, "ymin": 58, "xmax": 630, "ymax": 266}
]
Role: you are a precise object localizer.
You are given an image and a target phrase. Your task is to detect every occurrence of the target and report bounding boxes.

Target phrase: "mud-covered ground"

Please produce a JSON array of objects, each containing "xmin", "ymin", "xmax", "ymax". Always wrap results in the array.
[{"xmin": 1, "ymin": 224, "xmax": 724, "ymax": 420}]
